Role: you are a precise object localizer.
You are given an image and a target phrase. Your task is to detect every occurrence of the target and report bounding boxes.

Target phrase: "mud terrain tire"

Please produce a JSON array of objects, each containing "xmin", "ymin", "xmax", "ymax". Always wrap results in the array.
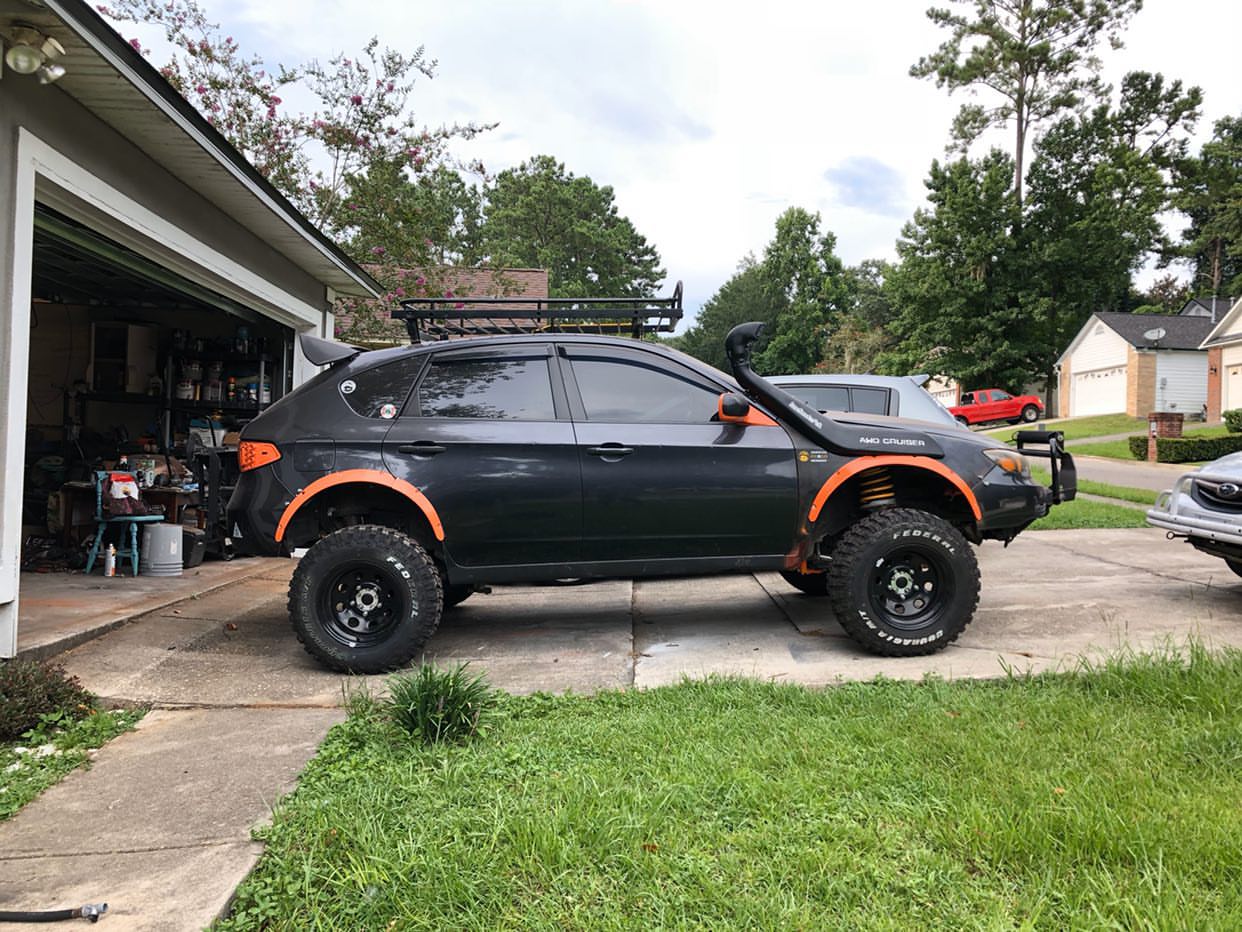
[
  {"xmin": 289, "ymin": 525, "xmax": 442, "ymax": 673},
  {"xmin": 827, "ymin": 508, "xmax": 979, "ymax": 656}
]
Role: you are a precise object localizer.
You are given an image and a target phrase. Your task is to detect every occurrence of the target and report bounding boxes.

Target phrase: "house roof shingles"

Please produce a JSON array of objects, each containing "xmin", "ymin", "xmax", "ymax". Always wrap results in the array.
[{"xmin": 1094, "ymin": 311, "xmax": 1215, "ymax": 351}]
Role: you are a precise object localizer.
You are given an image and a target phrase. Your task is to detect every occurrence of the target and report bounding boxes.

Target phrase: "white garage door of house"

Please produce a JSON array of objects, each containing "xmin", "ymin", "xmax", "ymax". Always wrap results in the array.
[{"xmin": 1073, "ymin": 366, "xmax": 1126, "ymax": 416}]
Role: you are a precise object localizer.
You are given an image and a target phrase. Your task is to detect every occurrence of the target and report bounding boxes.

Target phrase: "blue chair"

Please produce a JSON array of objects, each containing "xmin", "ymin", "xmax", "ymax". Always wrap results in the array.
[{"xmin": 84, "ymin": 471, "xmax": 164, "ymax": 576}]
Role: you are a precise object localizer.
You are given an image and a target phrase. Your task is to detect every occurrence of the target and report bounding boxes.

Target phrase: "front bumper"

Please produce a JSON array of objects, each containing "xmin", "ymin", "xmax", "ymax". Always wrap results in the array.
[{"xmin": 1146, "ymin": 473, "xmax": 1242, "ymax": 547}]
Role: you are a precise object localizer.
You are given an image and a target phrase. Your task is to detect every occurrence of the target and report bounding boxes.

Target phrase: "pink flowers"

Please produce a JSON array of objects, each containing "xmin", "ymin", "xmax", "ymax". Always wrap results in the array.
[
  {"xmin": 370, "ymin": 246, "xmax": 386, "ymax": 256},
  {"xmin": 350, "ymin": 94, "xmax": 363, "ymax": 106},
  {"xmin": 195, "ymin": 83, "xmax": 207, "ymax": 95}
]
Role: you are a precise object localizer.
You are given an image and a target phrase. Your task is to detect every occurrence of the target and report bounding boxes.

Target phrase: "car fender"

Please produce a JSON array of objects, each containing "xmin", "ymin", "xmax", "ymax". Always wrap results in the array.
[
  {"xmin": 808, "ymin": 455, "xmax": 982, "ymax": 522},
  {"xmin": 274, "ymin": 469, "xmax": 445, "ymax": 543}
]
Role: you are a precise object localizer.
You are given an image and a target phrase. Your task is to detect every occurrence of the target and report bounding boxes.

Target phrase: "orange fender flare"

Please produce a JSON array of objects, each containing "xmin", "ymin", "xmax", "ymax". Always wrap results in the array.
[
  {"xmin": 807, "ymin": 456, "xmax": 981, "ymax": 523},
  {"xmin": 274, "ymin": 469, "xmax": 445, "ymax": 543}
]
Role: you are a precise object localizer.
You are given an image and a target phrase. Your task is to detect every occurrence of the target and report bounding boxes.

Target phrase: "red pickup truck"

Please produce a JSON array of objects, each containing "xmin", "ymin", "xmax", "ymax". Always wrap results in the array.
[{"xmin": 950, "ymin": 389, "xmax": 1044, "ymax": 427}]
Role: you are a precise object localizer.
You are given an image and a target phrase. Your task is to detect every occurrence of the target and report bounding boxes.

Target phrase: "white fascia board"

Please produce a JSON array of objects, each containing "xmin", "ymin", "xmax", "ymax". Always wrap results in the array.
[
  {"xmin": 1200, "ymin": 297, "xmax": 1242, "ymax": 349},
  {"xmin": 22, "ymin": 128, "xmax": 325, "ymax": 330}
]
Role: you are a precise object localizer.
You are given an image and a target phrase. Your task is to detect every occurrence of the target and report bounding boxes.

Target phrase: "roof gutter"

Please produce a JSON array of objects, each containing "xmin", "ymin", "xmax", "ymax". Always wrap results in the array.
[{"xmin": 42, "ymin": 0, "xmax": 380, "ymax": 298}]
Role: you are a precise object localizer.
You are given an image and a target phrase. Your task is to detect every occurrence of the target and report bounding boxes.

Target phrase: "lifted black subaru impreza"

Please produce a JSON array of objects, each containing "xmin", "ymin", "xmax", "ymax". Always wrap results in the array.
[{"xmin": 229, "ymin": 322, "xmax": 1075, "ymax": 673}]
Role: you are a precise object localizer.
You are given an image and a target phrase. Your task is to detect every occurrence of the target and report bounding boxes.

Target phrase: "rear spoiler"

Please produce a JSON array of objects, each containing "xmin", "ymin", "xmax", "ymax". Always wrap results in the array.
[
  {"xmin": 725, "ymin": 322, "xmax": 943, "ymax": 458},
  {"xmin": 299, "ymin": 332, "xmax": 363, "ymax": 368}
]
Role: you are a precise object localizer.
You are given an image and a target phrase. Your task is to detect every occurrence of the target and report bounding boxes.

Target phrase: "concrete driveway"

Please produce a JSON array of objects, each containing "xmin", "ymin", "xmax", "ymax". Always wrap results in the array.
[{"xmin": 57, "ymin": 527, "xmax": 1242, "ymax": 705}]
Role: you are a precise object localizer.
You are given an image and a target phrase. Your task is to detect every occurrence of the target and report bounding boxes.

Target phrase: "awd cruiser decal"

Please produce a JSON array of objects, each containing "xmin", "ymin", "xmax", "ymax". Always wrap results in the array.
[
  {"xmin": 807, "ymin": 456, "xmax": 982, "ymax": 523},
  {"xmin": 274, "ymin": 469, "xmax": 445, "ymax": 543}
]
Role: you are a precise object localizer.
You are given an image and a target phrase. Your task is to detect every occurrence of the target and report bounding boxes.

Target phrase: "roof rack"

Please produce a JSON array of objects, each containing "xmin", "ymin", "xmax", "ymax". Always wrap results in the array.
[{"xmin": 394, "ymin": 281, "xmax": 683, "ymax": 343}]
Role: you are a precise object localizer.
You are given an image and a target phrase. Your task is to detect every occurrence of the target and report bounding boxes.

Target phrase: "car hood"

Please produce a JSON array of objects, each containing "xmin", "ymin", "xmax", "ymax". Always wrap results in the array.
[
  {"xmin": 832, "ymin": 412, "xmax": 991, "ymax": 448},
  {"xmin": 1196, "ymin": 451, "xmax": 1242, "ymax": 477}
]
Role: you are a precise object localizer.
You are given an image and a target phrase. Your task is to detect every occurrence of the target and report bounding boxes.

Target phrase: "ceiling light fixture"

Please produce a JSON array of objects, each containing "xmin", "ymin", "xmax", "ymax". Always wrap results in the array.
[{"xmin": 3, "ymin": 24, "xmax": 66, "ymax": 82}]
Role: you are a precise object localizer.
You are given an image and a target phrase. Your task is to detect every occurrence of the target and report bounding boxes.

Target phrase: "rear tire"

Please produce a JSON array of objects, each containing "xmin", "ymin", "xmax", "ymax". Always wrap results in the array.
[
  {"xmin": 1225, "ymin": 558, "xmax": 1242, "ymax": 579},
  {"xmin": 955, "ymin": 416, "xmax": 969, "ymax": 427},
  {"xmin": 780, "ymin": 569, "xmax": 829, "ymax": 596},
  {"xmin": 827, "ymin": 508, "xmax": 979, "ymax": 656},
  {"xmin": 288, "ymin": 525, "xmax": 442, "ymax": 673}
]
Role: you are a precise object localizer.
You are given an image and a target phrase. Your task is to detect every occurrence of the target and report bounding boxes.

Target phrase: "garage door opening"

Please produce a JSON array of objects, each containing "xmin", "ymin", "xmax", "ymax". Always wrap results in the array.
[{"xmin": 18, "ymin": 204, "xmax": 295, "ymax": 650}]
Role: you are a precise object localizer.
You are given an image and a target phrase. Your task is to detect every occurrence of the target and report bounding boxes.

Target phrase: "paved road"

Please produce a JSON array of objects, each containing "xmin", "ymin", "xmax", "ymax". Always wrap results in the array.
[{"xmin": 1072, "ymin": 453, "xmax": 1190, "ymax": 493}]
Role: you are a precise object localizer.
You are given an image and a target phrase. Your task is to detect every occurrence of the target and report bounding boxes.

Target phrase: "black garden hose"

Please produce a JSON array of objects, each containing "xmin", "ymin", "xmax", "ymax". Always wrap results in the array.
[{"xmin": 0, "ymin": 903, "xmax": 107, "ymax": 923}]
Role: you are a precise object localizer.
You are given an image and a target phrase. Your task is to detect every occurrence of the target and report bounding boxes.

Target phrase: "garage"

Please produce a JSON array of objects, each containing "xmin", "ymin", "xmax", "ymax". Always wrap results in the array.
[
  {"xmin": 1071, "ymin": 366, "xmax": 1126, "ymax": 417},
  {"xmin": 1, "ymin": 0, "xmax": 378, "ymax": 656}
]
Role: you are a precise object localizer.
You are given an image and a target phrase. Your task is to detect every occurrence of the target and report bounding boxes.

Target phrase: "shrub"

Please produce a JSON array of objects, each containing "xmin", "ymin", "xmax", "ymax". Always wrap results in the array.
[
  {"xmin": 1224, "ymin": 409, "xmax": 1242, "ymax": 434},
  {"xmin": 384, "ymin": 663, "xmax": 498, "ymax": 745},
  {"xmin": 1132, "ymin": 433, "xmax": 1242, "ymax": 464},
  {"xmin": 0, "ymin": 660, "xmax": 94, "ymax": 742}
]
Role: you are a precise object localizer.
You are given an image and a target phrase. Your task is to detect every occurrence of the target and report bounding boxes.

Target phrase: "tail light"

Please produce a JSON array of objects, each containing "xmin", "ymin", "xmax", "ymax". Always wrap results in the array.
[{"xmin": 238, "ymin": 440, "xmax": 281, "ymax": 472}]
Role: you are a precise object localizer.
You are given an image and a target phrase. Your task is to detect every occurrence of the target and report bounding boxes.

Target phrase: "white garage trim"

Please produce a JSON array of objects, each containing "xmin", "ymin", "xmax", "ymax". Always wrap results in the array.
[{"xmin": 2, "ymin": 129, "xmax": 333, "ymax": 657}]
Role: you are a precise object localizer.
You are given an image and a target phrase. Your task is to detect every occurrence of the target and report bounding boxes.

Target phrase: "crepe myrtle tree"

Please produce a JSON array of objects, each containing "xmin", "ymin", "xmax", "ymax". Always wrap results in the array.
[{"xmin": 98, "ymin": 0, "xmax": 491, "ymax": 336}]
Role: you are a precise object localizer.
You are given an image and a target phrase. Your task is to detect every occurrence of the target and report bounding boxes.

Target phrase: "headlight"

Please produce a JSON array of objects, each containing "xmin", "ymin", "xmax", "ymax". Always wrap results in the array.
[{"xmin": 983, "ymin": 448, "xmax": 1030, "ymax": 479}]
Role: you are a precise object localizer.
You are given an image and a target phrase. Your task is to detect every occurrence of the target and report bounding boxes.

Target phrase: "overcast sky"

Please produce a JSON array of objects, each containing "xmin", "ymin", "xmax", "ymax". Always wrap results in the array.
[{"xmin": 137, "ymin": 0, "xmax": 1242, "ymax": 324}]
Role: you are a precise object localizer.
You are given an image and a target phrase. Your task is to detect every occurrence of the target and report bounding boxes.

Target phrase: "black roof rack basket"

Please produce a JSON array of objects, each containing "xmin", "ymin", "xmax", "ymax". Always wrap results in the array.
[{"xmin": 394, "ymin": 281, "xmax": 683, "ymax": 343}]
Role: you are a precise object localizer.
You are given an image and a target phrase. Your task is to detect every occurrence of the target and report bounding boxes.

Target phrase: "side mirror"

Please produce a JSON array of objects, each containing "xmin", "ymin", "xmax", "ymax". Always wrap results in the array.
[{"xmin": 718, "ymin": 392, "xmax": 752, "ymax": 422}]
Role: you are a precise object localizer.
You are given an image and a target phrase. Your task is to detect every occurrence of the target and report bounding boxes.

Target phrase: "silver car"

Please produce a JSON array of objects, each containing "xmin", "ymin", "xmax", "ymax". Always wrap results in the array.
[
  {"xmin": 768, "ymin": 373, "xmax": 963, "ymax": 429},
  {"xmin": 1147, "ymin": 453, "xmax": 1242, "ymax": 576}
]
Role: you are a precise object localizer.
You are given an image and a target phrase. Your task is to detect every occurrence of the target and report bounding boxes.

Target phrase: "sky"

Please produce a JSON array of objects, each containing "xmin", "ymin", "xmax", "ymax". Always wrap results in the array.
[{"xmin": 126, "ymin": 0, "xmax": 1242, "ymax": 326}]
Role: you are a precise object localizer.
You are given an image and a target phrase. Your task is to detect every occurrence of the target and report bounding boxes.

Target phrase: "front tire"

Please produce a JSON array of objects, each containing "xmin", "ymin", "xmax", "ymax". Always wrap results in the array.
[
  {"xmin": 288, "ymin": 525, "xmax": 442, "ymax": 673},
  {"xmin": 1225, "ymin": 558, "xmax": 1242, "ymax": 579},
  {"xmin": 1020, "ymin": 404, "xmax": 1040, "ymax": 423},
  {"xmin": 827, "ymin": 508, "xmax": 979, "ymax": 656},
  {"xmin": 780, "ymin": 568, "xmax": 829, "ymax": 596}
]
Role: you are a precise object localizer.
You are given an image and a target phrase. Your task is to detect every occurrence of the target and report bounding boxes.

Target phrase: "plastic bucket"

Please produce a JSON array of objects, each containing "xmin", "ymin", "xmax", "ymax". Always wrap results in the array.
[{"xmin": 140, "ymin": 524, "xmax": 183, "ymax": 577}]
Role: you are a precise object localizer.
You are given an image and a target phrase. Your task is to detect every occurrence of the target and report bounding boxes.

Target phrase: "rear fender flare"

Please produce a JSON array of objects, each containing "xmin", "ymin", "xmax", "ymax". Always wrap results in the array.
[{"xmin": 274, "ymin": 469, "xmax": 445, "ymax": 543}]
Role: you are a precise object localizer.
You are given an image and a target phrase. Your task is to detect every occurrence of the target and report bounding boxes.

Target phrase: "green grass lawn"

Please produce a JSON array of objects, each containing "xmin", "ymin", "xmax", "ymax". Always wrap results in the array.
[
  {"xmin": 983, "ymin": 412, "xmax": 1144, "ymax": 443},
  {"xmin": 217, "ymin": 649, "xmax": 1242, "ymax": 930},
  {"xmin": 0, "ymin": 708, "xmax": 144, "ymax": 820},
  {"xmin": 1030, "ymin": 465, "xmax": 1157, "ymax": 506},
  {"xmin": 1028, "ymin": 497, "xmax": 1150, "ymax": 529}
]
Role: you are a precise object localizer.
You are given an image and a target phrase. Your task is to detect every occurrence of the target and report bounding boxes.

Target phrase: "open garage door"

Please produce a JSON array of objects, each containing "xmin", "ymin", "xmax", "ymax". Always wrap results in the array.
[{"xmin": 1072, "ymin": 366, "xmax": 1126, "ymax": 417}]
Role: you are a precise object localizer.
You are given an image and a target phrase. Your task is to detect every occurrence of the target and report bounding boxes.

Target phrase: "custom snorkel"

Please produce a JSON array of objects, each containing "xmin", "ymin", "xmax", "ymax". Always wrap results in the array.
[{"xmin": 724, "ymin": 322, "xmax": 944, "ymax": 458}]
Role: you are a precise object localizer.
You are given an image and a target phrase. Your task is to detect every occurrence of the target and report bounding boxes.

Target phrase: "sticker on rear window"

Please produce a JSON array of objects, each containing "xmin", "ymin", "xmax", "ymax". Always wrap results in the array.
[
  {"xmin": 340, "ymin": 379, "xmax": 356, "ymax": 395},
  {"xmin": 379, "ymin": 403, "xmax": 397, "ymax": 419}
]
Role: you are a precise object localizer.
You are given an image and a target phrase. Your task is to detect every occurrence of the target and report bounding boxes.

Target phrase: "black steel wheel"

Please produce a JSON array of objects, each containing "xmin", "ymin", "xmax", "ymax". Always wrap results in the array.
[
  {"xmin": 288, "ymin": 525, "xmax": 442, "ymax": 673},
  {"xmin": 1020, "ymin": 404, "xmax": 1040, "ymax": 422},
  {"xmin": 827, "ymin": 508, "xmax": 979, "ymax": 656},
  {"xmin": 780, "ymin": 568, "xmax": 829, "ymax": 596}
]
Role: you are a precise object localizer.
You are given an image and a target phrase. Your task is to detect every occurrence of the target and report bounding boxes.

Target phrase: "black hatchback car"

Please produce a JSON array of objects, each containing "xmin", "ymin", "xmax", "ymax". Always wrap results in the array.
[{"xmin": 229, "ymin": 323, "xmax": 1075, "ymax": 673}]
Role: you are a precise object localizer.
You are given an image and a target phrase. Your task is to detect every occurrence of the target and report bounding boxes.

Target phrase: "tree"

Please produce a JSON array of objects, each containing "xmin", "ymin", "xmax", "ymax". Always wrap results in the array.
[
  {"xmin": 881, "ymin": 153, "xmax": 1033, "ymax": 388},
  {"xmin": 1176, "ymin": 112, "xmax": 1242, "ymax": 299},
  {"xmin": 1139, "ymin": 273, "xmax": 1193, "ymax": 313},
  {"xmin": 1023, "ymin": 71, "xmax": 1199, "ymax": 391},
  {"xmin": 815, "ymin": 262, "xmax": 898, "ymax": 374},
  {"xmin": 753, "ymin": 208, "xmax": 850, "ymax": 374},
  {"xmin": 911, "ymin": 0, "xmax": 1142, "ymax": 205},
  {"xmin": 480, "ymin": 156, "xmax": 663, "ymax": 299}
]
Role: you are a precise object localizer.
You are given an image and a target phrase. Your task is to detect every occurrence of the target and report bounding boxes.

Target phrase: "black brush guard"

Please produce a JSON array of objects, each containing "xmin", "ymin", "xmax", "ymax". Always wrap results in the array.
[{"xmin": 1012, "ymin": 430, "xmax": 1077, "ymax": 504}]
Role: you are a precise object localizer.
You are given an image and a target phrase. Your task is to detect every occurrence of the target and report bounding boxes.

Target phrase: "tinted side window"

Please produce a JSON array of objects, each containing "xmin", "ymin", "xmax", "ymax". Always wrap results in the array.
[
  {"xmin": 992, "ymin": 390, "xmax": 1012, "ymax": 401},
  {"xmin": 570, "ymin": 355, "xmax": 720, "ymax": 423},
  {"xmin": 417, "ymin": 355, "xmax": 555, "ymax": 420},
  {"xmin": 340, "ymin": 355, "xmax": 424, "ymax": 418},
  {"xmin": 787, "ymin": 385, "xmax": 850, "ymax": 412},
  {"xmin": 850, "ymin": 387, "xmax": 889, "ymax": 415}
]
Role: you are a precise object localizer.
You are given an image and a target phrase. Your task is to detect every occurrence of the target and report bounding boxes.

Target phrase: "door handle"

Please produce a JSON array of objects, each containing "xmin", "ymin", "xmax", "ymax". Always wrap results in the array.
[
  {"xmin": 397, "ymin": 442, "xmax": 448, "ymax": 456},
  {"xmin": 587, "ymin": 444, "xmax": 635, "ymax": 458}
]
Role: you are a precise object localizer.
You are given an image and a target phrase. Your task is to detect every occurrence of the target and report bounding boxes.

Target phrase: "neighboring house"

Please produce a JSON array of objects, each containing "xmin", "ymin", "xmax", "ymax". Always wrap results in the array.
[
  {"xmin": 924, "ymin": 376, "xmax": 961, "ymax": 407},
  {"xmin": 1180, "ymin": 296, "xmax": 1234, "ymax": 321},
  {"xmin": 0, "ymin": 1, "xmax": 377, "ymax": 655},
  {"xmin": 1197, "ymin": 297, "xmax": 1242, "ymax": 422},
  {"xmin": 1057, "ymin": 311, "xmax": 1215, "ymax": 418},
  {"xmin": 335, "ymin": 267, "xmax": 550, "ymax": 345}
]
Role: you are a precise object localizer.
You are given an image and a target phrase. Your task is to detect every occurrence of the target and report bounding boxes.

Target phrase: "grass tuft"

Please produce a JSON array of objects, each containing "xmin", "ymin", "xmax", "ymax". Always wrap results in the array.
[{"xmin": 384, "ymin": 662, "xmax": 498, "ymax": 745}]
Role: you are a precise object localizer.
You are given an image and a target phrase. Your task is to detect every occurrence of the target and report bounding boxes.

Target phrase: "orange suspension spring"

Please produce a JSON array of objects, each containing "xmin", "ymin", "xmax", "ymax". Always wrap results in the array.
[{"xmin": 858, "ymin": 467, "xmax": 897, "ymax": 510}]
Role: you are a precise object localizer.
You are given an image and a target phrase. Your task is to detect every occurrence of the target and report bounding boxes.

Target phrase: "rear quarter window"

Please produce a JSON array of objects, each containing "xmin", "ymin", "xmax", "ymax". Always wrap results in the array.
[{"xmin": 339, "ymin": 355, "xmax": 425, "ymax": 418}]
